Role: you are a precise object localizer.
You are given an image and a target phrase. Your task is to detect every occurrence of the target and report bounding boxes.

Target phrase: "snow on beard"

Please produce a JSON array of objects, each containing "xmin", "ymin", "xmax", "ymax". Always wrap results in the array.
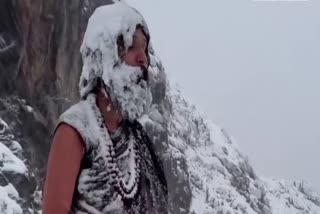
[
  {"xmin": 101, "ymin": 62, "xmax": 152, "ymax": 122},
  {"xmin": 79, "ymin": 2, "xmax": 153, "ymax": 120}
]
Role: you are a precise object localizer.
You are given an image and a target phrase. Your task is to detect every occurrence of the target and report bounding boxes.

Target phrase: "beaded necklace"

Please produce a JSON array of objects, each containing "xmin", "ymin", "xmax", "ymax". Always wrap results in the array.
[{"xmin": 87, "ymin": 94, "xmax": 141, "ymax": 200}]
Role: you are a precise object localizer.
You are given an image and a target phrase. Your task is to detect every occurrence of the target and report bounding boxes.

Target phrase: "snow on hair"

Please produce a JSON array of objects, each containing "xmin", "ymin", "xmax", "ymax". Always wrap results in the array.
[{"xmin": 79, "ymin": 1, "xmax": 151, "ymax": 99}]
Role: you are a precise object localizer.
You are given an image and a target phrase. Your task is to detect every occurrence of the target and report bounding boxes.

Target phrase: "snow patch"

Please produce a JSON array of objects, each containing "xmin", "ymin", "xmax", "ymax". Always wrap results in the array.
[
  {"xmin": 0, "ymin": 185, "xmax": 23, "ymax": 214},
  {"xmin": 0, "ymin": 142, "xmax": 27, "ymax": 174}
]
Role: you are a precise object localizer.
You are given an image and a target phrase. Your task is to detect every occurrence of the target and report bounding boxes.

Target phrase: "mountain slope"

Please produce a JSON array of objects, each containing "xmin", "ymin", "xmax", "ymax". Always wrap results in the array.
[
  {"xmin": 137, "ymin": 51, "xmax": 320, "ymax": 214},
  {"xmin": 264, "ymin": 178, "xmax": 320, "ymax": 214}
]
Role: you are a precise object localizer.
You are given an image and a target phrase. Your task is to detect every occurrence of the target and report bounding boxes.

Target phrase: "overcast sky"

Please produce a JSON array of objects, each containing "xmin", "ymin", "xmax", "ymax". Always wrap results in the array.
[{"xmin": 129, "ymin": 0, "xmax": 320, "ymax": 191}]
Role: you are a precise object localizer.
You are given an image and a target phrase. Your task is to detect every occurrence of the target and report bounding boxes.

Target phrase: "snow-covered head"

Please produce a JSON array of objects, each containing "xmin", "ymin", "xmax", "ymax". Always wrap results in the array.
[{"xmin": 79, "ymin": 2, "xmax": 152, "ymax": 121}]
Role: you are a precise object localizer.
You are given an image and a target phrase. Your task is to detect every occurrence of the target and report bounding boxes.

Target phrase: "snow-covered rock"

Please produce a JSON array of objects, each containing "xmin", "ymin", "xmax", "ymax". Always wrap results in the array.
[
  {"xmin": 263, "ymin": 178, "xmax": 320, "ymax": 214},
  {"xmin": 0, "ymin": 98, "xmax": 42, "ymax": 214},
  {"xmin": 0, "ymin": 118, "xmax": 25, "ymax": 214},
  {"xmin": 137, "ymin": 49, "xmax": 320, "ymax": 214}
]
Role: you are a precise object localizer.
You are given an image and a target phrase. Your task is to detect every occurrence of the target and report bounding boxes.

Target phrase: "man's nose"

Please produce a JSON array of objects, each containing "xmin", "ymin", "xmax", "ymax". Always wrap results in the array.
[{"xmin": 136, "ymin": 49, "xmax": 148, "ymax": 67}]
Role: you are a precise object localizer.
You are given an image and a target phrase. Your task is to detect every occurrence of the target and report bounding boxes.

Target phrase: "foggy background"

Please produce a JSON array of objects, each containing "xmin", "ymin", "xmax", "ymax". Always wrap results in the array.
[{"xmin": 130, "ymin": 0, "xmax": 320, "ymax": 191}]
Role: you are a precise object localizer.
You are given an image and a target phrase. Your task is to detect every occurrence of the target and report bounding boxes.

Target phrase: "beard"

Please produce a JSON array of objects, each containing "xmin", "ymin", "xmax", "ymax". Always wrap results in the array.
[{"xmin": 101, "ymin": 62, "xmax": 152, "ymax": 121}]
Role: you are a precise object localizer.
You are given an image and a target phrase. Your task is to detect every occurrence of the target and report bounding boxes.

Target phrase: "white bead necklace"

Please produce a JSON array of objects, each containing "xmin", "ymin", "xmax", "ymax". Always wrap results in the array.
[{"xmin": 87, "ymin": 94, "xmax": 141, "ymax": 200}]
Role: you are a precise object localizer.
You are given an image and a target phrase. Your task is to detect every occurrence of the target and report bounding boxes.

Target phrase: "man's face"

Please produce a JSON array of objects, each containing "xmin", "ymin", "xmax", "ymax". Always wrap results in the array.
[
  {"xmin": 102, "ymin": 27, "xmax": 152, "ymax": 121},
  {"xmin": 120, "ymin": 28, "xmax": 148, "ymax": 68}
]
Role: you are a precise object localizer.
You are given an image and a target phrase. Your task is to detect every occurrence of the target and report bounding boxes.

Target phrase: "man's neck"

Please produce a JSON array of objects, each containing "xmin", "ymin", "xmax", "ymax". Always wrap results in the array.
[{"xmin": 96, "ymin": 91, "xmax": 122, "ymax": 132}]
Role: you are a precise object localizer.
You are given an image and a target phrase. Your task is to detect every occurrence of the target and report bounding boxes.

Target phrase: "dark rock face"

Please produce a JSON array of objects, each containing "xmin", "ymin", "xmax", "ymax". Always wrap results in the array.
[
  {"xmin": 0, "ymin": 0, "xmax": 115, "ymax": 212},
  {"xmin": 143, "ymin": 62, "xmax": 193, "ymax": 213},
  {"xmin": 0, "ymin": 0, "xmax": 116, "ymax": 125},
  {"xmin": 0, "ymin": 0, "xmax": 21, "ymax": 95}
]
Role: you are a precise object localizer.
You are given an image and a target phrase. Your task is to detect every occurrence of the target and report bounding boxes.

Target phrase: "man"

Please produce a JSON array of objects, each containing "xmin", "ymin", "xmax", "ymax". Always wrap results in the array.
[{"xmin": 42, "ymin": 2, "xmax": 168, "ymax": 213}]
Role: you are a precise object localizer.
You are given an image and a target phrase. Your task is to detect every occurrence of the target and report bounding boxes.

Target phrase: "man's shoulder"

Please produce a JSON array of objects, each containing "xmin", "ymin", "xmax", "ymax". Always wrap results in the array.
[
  {"xmin": 61, "ymin": 100, "xmax": 88, "ymax": 117},
  {"xmin": 57, "ymin": 100, "xmax": 90, "ymax": 133},
  {"xmin": 55, "ymin": 123, "xmax": 83, "ymax": 144},
  {"xmin": 56, "ymin": 100, "xmax": 94, "ymax": 150},
  {"xmin": 59, "ymin": 100, "xmax": 89, "ymax": 122}
]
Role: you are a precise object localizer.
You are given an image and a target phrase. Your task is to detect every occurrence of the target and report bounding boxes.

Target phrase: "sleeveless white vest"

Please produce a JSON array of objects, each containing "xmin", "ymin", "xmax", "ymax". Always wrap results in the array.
[{"xmin": 57, "ymin": 96, "xmax": 168, "ymax": 214}]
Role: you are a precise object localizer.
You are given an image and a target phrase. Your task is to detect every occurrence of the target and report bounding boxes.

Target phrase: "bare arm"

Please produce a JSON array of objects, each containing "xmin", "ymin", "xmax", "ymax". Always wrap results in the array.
[{"xmin": 42, "ymin": 123, "xmax": 84, "ymax": 214}]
